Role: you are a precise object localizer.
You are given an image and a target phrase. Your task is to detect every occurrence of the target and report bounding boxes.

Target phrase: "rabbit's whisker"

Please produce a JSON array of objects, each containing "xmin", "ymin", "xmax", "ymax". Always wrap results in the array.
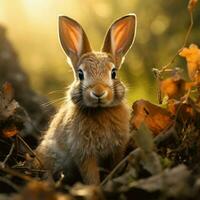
[
  {"xmin": 48, "ymin": 89, "xmax": 66, "ymax": 95},
  {"xmin": 42, "ymin": 97, "xmax": 67, "ymax": 107}
]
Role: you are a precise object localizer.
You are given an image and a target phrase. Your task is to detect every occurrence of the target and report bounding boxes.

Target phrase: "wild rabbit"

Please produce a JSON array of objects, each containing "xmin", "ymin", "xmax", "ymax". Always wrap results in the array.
[{"xmin": 33, "ymin": 14, "xmax": 137, "ymax": 185}]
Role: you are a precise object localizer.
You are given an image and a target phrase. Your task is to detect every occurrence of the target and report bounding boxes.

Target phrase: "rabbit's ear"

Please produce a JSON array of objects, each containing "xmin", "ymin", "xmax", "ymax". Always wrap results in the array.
[
  {"xmin": 102, "ymin": 14, "xmax": 137, "ymax": 68},
  {"xmin": 59, "ymin": 16, "xmax": 92, "ymax": 68}
]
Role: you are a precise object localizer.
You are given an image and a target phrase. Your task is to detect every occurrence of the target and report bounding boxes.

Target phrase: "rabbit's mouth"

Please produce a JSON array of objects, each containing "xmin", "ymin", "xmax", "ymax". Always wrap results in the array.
[
  {"xmin": 84, "ymin": 95, "xmax": 113, "ymax": 108},
  {"xmin": 83, "ymin": 87, "xmax": 114, "ymax": 108},
  {"xmin": 96, "ymin": 99, "xmax": 111, "ymax": 107},
  {"xmin": 87, "ymin": 101, "xmax": 112, "ymax": 108}
]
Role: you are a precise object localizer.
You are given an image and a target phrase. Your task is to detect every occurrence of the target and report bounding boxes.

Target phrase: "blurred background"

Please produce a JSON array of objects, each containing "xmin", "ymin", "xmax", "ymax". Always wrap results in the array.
[{"xmin": 0, "ymin": 0, "xmax": 199, "ymax": 106}]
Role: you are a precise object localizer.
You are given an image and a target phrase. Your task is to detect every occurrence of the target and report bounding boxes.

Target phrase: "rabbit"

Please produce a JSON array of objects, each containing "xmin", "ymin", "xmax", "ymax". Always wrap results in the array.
[{"xmin": 33, "ymin": 14, "xmax": 137, "ymax": 185}]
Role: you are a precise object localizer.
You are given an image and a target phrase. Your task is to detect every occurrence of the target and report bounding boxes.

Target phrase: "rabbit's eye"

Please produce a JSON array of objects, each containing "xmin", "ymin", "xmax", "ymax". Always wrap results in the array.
[
  {"xmin": 78, "ymin": 69, "xmax": 84, "ymax": 80},
  {"xmin": 111, "ymin": 68, "xmax": 117, "ymax": 79}
]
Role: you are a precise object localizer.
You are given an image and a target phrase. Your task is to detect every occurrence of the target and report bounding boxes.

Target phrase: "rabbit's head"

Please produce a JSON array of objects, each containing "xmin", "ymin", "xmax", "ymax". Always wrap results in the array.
[{"xmin": 58, "ymin": 14, "xmax": 137, "ymax": 108}]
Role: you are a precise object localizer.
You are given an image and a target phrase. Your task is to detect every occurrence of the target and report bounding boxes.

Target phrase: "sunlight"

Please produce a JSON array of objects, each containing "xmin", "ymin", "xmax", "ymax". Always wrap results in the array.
[
  {"xmin": 0, "ymin": 2, "xmax": 6, "ymax": 23},
  {"xmin": 22, "ymin": 0, "xmax": 47, "ymax": 10},
  {"xmin": 21, "ymin": 0, "xmax": 53, "ymax": 21},
  {"xmin": 17, "ymin": 0, "xmax": 79, "ymax": 27}
]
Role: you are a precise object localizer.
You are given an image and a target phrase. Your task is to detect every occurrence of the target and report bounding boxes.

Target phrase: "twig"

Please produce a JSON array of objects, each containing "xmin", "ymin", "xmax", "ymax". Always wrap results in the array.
[
  {"xmin": 55, "ymin": 172, "xmax": 65, "ymax": 188},
  {"xmin": 154, "ymin": 6, "xmax": 195, "ymax": 104},
  {"xmin": 17, "ymin": 135, "xmax": 43, "ymax": 168},
  {"xmin": 160, "ymin": 49, "xmax": 183, "ymax": 73},
  {"xmin": 19, "ymin": 106, "xmax": 42, "ymax": 134},
  {"xmin": 101, "ymin": 148, "xmax": 140, "ymax": 186},
  {"xmin": 1, "ymin": 143, "xmax": 15, "ymax": 167},
  {"xmin": 153, "ymin": 69, "xmax": 162, "ymax": 104},
  {"xmin": 0, "ymin": 176, "xmax": 20, "ymax": 192},
  {"xmin": 159, "ymin": 10, "xmax": 193, "ymax": 73},
  {"xmin": 182, "ymin": 11, "xmax": 193, "ymax": 48},
  {"xmin": 154, "ymin": 125, "xmax": 179, "ymax": 147},
  {"xmin": 12, "ymin": 166, "xmax": 47, "ymax": 173},
  {"xmin": 0, "ymin": 165, "xmax": 32, "ymax": 181}
]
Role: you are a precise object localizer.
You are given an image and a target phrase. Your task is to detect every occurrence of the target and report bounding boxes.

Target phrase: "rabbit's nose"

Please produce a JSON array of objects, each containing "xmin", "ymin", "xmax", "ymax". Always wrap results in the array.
[{"xmin": 90, "ymin": 91, "xmax": 107, "ymax": 99}]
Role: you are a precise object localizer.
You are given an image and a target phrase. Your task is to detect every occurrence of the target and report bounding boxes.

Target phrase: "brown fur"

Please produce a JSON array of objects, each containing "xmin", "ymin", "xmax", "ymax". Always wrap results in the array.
[
  {"xmin": 33, "ymin": 14, "xmax": 137, "ymax": 185},
  {"xmin": 34, "ymin": 54, "xmax": 130, "ymax": 184}
]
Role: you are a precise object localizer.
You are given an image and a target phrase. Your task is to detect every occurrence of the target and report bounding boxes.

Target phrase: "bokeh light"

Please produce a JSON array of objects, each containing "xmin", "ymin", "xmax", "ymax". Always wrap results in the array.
[{"xmin": 0, "ymin": 0, "xmax": 199, "ymax": 105}]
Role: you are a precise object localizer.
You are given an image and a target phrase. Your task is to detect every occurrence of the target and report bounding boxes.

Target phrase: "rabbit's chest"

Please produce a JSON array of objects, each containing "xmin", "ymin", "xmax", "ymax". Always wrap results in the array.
[
  {"xmin": 57, "ymin": 104, "xmax": 130, "ymax": 160},
  {"xmin": 67, "ymin": 114, "xmax": 129, "ymax": 159},
  {"xmin": 68, "ymin": 129, "xmax": 127, "ymax": 159}
]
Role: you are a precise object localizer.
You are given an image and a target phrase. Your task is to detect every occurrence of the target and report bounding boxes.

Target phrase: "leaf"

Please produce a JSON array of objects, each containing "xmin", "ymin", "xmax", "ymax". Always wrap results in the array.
[
  {"xmin": 2, "ymin": 82, "xmax": 14, "ymax": 102},
  {"xmin": 179, "ymin": 44, "xmax": 200, "ymax": 83},
  {"xmin": 167, "ymin": 99, "xmax": 196, "ymax": 123},
  {"xmin": 160, "ymin": 75, "xmax": 188, "ymax": 100},
  {"xmin": 131, "ymin": 100, "xmax": 173, "ymax": 136},
  {"xmin": 2, "ymin": 125, "xmax": 18, "ymax": 138},
  {"xmin": 70, "ymin": 183, "xmax": 104, "ymax": 200},
  {"xmin": 140, "ymin": 151, "xmax": 162, "ymax": 175},
  {"xmin": 0, "ymin": 82, "xmax": 19, "ymax": 120},
  {"xmin": 134, "ymin": 123, "xmax": 162, "ymax": 175},
  {"xmin": 129, "ymin": 165, "xmax": 190, "ymax": 197},
  {"xmin": 20, "ymin": 181, "xmax": 59, "ymax": 200},
  {"xmin": 134, "ymin": 123, "xmax": 154, "ymax": 152}
]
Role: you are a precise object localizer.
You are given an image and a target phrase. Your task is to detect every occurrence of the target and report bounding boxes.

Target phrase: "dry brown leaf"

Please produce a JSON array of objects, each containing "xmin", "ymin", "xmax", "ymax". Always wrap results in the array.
[
  {"xmin": 167, "ymin": 99, "xmax": 196, "ymax": 123},
  {"xmin": 2, "ymin": 82, "xmax": 14, "ymax": 102},
  {"xmin": 133, "ymin": 123, "xmax": 162, "ymax": 174},
  {"xmin": 18, "ymin": 181, "xmax": 58, "ymax": 200},
  {"xmin": 134, "ymin": 123, "xmax": 154, "ymax": 152},
  {"xmin": 179, "ymin": 44, "xmax": 200, "ymax": 83},
  {"xmin": 167, "ymin": 99, "xmax": 179, "ymax": 115},
  {"xmin": 0, "ymin": 82, "xmax": 19, "ymax": 120},
  {"xmin": 160, "ymin": 76, "xmax": 187, "ymax": 100},
  {"xmin": 129, "ymin": 165, "xmax": 190, "ymax": 196},
  {"xmin": 70, "ymin": 183, "xmax": 104, "ymax": 200},
  {"xmin": 2, "ymin": 125, "xmax": 19, "ymax": 138},
  {"xmin": 130, "ymin": 100, "xmax": 173, "ymax": 136}
]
